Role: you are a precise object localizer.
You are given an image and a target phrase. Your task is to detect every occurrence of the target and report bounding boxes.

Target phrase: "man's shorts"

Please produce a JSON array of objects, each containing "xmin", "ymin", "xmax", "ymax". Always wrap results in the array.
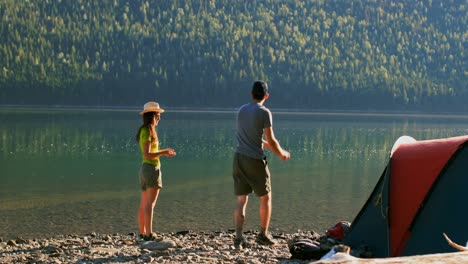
[
  {"xmin": 139, "ymin": 162, "xmax": 163, "ymax": 191},
  {"xmin": 232, "ymin": 153, "xmax": 271, "ymax": 196}
]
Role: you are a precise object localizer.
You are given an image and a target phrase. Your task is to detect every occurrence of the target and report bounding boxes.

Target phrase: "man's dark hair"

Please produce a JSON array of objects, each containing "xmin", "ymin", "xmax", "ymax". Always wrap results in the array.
[{"xmin": 252, "ymin": 81, "xmax": 269, "ymax": 100}]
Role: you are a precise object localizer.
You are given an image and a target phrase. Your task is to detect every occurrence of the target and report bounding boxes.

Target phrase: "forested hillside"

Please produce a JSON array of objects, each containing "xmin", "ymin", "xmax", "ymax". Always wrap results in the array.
[{"xmin": 0, "ymin": 0, "xmax": 466, "ymax": 111}]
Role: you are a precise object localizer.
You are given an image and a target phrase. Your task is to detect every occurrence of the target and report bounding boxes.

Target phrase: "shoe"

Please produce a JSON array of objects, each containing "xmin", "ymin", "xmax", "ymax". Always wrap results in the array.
[
  {"xmin": 256, "ymin": 233, "xmax": 276, "ymax": 245},
  {"xmin": 143, "ymin": 233, "xmax": 164, "ymax": 242},
  {"xmin": 137, "ymin": 233, "xmax": 149, "ymax": 242},
  {"xmin": 234, "ymin": 236, "xmax": 249, "ymax": 249}
]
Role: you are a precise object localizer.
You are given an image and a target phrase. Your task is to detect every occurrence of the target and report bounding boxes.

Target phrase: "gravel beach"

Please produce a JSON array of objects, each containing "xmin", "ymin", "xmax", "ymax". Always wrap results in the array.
[
  {"xmin": 3, "ymin": 230, "xmax": 467, "ymax": 264},
  {"xmin": 0, "ymin": 230, "xmax": 320, "ymax": 263}
]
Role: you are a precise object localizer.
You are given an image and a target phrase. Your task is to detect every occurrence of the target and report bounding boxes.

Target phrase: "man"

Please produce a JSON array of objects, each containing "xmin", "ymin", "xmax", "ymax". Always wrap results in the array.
[{"xmin": 232, "ymin": 80, "xmax": 291, "ymax": 248}]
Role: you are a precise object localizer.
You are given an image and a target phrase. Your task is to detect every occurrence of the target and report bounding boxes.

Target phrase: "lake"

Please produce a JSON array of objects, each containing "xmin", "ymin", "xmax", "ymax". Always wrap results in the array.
[{"xmin": 1, "ymin": 108, "xmax": 468, "ymax": 240}]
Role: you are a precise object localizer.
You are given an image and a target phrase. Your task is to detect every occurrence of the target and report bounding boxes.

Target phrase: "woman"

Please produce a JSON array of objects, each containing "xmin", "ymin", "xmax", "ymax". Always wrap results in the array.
[{"xmin": 136, "ymin": 101, "xmax": 176, "ymax": 241}]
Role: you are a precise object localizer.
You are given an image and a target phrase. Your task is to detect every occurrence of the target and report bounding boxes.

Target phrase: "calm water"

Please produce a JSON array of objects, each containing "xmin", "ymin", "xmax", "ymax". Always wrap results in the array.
[{"xmin": 1, "ymin": 109, "xmax": 468, "ymax": 239}]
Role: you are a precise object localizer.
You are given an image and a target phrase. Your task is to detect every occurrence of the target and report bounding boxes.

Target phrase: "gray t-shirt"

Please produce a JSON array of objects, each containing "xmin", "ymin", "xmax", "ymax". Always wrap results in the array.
[{"xmin": 235, "ymin": 102, "xmax": 272, "ymax": 159}]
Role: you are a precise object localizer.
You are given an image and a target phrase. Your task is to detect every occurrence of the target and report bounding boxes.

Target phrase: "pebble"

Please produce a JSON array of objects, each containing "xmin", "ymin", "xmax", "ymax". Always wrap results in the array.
[{"xmin": 0, "ymin": 230, "xmax": 316, "ymax": 263}]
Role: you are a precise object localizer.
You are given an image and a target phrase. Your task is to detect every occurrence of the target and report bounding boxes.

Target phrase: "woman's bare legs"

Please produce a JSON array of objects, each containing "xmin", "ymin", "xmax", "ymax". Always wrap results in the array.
[{"xmin": 138, "ymin": 187, "xmax": 160, "ymax": 235}]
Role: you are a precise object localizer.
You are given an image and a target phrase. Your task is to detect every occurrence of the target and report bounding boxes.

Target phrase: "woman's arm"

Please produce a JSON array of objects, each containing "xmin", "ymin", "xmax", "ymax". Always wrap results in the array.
[{"xmin": 142, "ymin": 141, "xmax": 176, "ymax": 160}]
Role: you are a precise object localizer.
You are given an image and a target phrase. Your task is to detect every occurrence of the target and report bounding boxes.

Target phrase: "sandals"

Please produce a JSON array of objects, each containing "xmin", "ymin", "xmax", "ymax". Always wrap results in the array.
[{"xmin": 139, "ymin": 232, "xmax": 163, "ymax": 242}]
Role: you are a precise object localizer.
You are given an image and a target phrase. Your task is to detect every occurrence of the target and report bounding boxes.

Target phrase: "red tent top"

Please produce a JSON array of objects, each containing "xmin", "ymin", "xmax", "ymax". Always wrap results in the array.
[{"xmin": 389, "ymin": 135, "xmax": 468, "ymax": 256}]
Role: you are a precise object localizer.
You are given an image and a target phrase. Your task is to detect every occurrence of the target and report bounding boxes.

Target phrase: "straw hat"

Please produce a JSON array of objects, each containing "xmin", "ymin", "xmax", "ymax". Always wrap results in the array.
[{"xmin": 139, "ymin": 101, "xmax": 165, "ymax": 115}]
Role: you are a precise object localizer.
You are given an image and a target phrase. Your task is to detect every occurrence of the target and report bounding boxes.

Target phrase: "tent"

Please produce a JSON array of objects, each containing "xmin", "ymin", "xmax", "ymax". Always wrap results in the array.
[{"xmin": 344, "ymin": 135, "xmax": 468, "ymax": 257}]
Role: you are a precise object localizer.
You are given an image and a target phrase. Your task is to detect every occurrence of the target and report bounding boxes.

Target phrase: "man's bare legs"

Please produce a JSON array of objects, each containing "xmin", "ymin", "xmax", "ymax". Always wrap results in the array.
[
  {"xmin": 257, "ymin": 192, "xmax": 276, "ymax": 245},
  {"xmin": 234, "ymin": 195, "xmax": 249, "ymax": 239},
  {"xmin": 259, "ymin": 192, "xmax": 272, "ymax": 235},
  {"xmin": 234, "ymin": 192, "xmax": 276, "ymax": 246}
]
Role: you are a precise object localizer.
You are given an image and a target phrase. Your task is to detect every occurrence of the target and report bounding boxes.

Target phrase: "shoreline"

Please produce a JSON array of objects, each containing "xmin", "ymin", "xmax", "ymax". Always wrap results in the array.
[{"xmin": 2, "ymin": 104, "xmax": 468, "ymax": 118}]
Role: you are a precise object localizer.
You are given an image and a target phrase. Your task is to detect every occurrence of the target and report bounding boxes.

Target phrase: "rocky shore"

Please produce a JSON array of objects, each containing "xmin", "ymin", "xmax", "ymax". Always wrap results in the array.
[
  {"xmin": 2, "ymin": 230, "xmax": 468, "ymax": 264},
  {"xmin": 0, "ymin": 230, "xmax": 321, "ymax": 263}
]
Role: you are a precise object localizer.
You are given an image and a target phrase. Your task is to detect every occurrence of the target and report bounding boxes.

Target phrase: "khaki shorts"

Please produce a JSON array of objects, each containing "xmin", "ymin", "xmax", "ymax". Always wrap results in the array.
[
  {"xmin": 232, "ymin": 153, "xmax": 271, "ymax": 196},
  {"xmin": 139, "ymin": 162, "xmax": 162, "ymax": 191}
]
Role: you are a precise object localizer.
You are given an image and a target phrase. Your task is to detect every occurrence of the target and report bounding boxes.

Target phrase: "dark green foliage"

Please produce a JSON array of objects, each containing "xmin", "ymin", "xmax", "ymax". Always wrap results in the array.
[{"xmin": 0, "ymin": 0, "xmax": 466, "ymax": 111}]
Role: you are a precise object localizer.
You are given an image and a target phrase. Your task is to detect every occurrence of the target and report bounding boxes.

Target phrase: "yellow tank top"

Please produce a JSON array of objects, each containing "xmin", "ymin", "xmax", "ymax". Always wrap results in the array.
[{"xmin": 139, "ymin": 127, "xmax": 160, "ymax": 167}]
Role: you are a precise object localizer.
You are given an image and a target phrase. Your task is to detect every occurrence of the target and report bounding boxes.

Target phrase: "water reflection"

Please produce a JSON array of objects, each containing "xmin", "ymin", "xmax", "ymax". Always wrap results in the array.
[{"xmin": 2, "ymin": 110, "xmax": 466, "ymax": 160}]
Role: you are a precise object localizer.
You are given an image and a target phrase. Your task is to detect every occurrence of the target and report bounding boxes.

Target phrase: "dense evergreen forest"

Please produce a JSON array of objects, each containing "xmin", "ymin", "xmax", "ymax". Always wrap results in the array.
[{"xmin": 0, "ymin": 0, "xmax": 466, "ymax": 111}]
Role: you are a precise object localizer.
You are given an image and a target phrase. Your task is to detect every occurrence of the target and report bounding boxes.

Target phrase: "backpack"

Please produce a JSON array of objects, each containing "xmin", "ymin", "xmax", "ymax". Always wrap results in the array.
[
  {"xmin": 288, "ymin": 238, "xmax": 328, "ymax": 260},
  {"xmin": 326, "ymin": 221, "xmax": 351, "ymax": 241}
]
